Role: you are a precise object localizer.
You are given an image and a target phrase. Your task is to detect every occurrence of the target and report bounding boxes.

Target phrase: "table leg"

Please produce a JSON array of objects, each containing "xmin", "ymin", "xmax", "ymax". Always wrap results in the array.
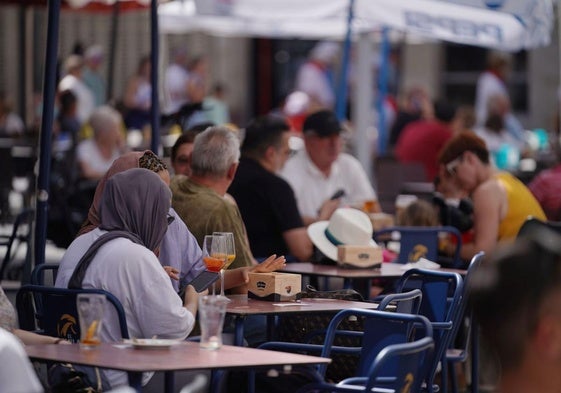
[
  {"xmin": 127, "ymin": 371, "xmax": 142, "ymax": 392},
  {"xmin": 164, "ymin": 371, "xmax": 175, "ymax": 393},
  {"xmin": 234, "ymin": 315, "xmax": 245, "ymax": 346}
]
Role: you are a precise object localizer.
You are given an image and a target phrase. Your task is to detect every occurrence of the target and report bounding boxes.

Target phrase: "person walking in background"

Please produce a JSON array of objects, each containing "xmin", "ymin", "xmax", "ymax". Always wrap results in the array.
[
  {"xmin": 83, "ymin": 44, "xmax": 106, "ymax": 107},
  {"xmin": 58, "ymin": 54, "xmax": 95, "ymax": 126},
  {"xmin": 280, "ymin": 110, "xmax": 377, "ymax": 226},
  {"xmin": 229, "ymin": 115, "xmax": 313, "ymax": 262},
  {"xmin": 295, "ymin": 41, "xmax": 340, "ymax": 110},
  {"xmin": 163, "ymin": 46, "xmax": 190, "ymax": 115},
  {"xmin": 475, "ymin": 51, "xmax": 525, "ymax": 144},
  {"xmin": 123, "ymin": 56, "xmax": 152, "ymax": 130}
]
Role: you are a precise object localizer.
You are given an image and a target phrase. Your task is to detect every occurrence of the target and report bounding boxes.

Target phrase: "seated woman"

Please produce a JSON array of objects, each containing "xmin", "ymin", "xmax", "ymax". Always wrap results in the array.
[
  {"xmin": 77, "ymin": 150, "xmax": 286, "ymax": 294},
  {"xmin": 55, "ymin": 168, "xmax": 200, "ymax": 388},
  {"xmin": 76, "ymin": 106, "xmax": 126, "ymax": 181},
  {"xmin": 438, "ymin": 132, "xmax": 546, "ymax": 261}
]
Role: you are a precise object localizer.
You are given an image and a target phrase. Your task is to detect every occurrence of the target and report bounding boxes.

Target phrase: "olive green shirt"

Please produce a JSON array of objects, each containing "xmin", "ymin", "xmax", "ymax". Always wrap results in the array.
[{"xmin": 170, "ymin": 177, "xmax": 253, "ymax": 270}]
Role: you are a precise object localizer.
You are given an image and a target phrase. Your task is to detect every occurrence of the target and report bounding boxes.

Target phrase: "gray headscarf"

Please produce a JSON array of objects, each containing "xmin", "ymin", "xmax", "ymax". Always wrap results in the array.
[
  {"xmin": 69, "ymin": 168, "xmax": 171, "ymax": 289},
  {"xmin": 99, "ymin": 168, "xmax": 171, "ymax": 251}
]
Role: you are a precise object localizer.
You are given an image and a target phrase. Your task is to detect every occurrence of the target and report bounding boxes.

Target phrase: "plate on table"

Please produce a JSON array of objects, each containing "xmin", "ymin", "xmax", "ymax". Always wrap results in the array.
[{"xmin": 124, "ymin": 338, "xmax": 182, "ymax": 349}]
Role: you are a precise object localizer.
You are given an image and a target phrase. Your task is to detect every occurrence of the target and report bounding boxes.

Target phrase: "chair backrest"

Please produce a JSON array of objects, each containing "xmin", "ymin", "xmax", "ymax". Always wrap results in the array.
[
  {"xmin": 374, "ymin": 156, "xmax": 427, "ymax": 214},
  {"xmin": 0, "ymin": 208, "xmax": 34, "ymax": 280},
  {"xmin": 364, "ymin": 336, "xmax": 434, "ymax": 393},
  {"xmin": 377, "ymin": 288, "xmax": 422, "ymax": 315},
  {"xmin": 319, "ymin": 308, "xmax": 433, "ymax": 379},
  {"xmin": 16, "ymin": 284, "xmax": 129, "ymax": 342},
  {"xmin": 31, "ymin": 263, "xmax": 60, "ymax": 286},
  {"xmin": 518, "ymin": 216, "xmax": 561, "ymax": 238},
  {"xmin": 394, "ymin": 268, "xmax": 463, "ymax": 390},
  {"xmin": 373, "ymin": 225, "xmax": 462, "ymax": 267},
  {"xmin": 449, "ymin": 251, "xmax": 484, "ymax": 345}
]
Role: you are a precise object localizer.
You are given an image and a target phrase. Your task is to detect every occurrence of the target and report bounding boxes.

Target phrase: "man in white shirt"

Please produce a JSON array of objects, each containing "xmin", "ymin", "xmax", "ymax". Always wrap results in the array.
[
  {"xmin": 163, "ymin": 46, "xmax": 190, "ymax": 115},
  {"xmin": 295, "ymin": 42, "xmax": 339, "ymax": 110},
  {"xmin": 280, "ymin": 110, "xmax": 377, "ymax": 226},
  {"xmin": 58, "ymin": 55, "xmax": 95, "ymax": 125}
]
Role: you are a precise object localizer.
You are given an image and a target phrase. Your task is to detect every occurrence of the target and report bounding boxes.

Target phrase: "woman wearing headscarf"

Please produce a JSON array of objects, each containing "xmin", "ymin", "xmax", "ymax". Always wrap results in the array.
[
  {"xmin": 77, "ymin": 150, "xmax": 285, "ymax": 293},
  {"xmin": 56, "ymin": 168, "xmax": 198, "ymax": 388}
]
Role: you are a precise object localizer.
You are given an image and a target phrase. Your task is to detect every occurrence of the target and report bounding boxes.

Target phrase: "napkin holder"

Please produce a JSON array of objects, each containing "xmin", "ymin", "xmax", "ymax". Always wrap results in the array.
[
  {"xmin": 337, "ymin": 245, "xmax": 383, "ymax": 269},
  {"xmin": 248, "ymin": 272, "xmax": 301, "ymax": 302}
]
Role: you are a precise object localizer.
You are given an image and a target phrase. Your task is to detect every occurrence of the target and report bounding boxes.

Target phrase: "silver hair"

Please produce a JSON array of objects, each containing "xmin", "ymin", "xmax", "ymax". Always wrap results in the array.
[
  {"xmin": 191, "ymin": 126, "xmax": 240, "ymax": 178},
  {"xmin": 89, "ymin": 106, "xmax": 122, "ymax": 138}
]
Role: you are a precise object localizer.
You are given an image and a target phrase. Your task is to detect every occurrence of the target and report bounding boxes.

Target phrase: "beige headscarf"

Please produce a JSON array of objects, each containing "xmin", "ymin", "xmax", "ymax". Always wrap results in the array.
[{"xmin": 77, "ymin": 151, "xmax": 146, "ymax": 236}]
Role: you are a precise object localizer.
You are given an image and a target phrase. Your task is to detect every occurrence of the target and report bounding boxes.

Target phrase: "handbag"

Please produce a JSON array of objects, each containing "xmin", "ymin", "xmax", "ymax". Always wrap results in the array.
[
  {"xmin": 278, "ymin": 285, "xmax": 366, "ymax": 382},
  {"xmin": 295, "ymin": 285, "xmax": 365, "ymax": 302},
  {"xmin": 47, "ymin": 362, "xmax": 111, "ymax": 393}
]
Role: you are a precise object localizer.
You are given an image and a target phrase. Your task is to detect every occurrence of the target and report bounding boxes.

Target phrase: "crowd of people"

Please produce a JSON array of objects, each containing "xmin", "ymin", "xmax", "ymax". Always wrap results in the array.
[{"xmin": 3, "ymin": 40, "xmax": 561, "ymax": 393}]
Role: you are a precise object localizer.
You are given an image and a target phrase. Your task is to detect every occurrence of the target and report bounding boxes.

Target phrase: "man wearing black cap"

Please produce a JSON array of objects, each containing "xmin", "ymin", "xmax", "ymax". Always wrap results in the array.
[{"xmin": 280, "ymin": 109, "xmax": 376, "ymax": 226}]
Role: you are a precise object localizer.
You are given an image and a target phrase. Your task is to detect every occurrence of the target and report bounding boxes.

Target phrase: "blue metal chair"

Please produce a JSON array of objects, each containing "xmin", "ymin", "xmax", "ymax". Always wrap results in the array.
[
  {"xmin": 394, "ymin": 268, "xmax": 463, "ymax": 393},
  {"xmin": 251, "ymin": 308, "xmax": 433, "ymax": 392},
  {"xmin": 377, "ymin": 288, "xmax": 423, "ymax": 314},
  {"xmin": 16, "ymin": 284, "xmax": 129, "ymax": 341},
  {"xmin": 446, "ymin": 252, "xmax": 485, "ymax": 393},
  {"xmin": 373, "ymin": 225, "xmax": 463, "ymax": 268},
  {"xmin": 30, "ymin": 263, "xmax": 60, "ymax": 286},
  {"xmin": 295, "ymin": 336, "xmax": 435, "ymax": 393}
]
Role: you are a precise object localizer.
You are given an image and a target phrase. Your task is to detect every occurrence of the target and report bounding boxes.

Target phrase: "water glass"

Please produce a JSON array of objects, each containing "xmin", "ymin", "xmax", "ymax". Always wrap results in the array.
[
  {"xmin": 198, "ymin": 295, "xmax": 228, "ymax": 350},
  {"xmin": 76, "ymin": 293, "xmax": 106, "ymax": 349}
]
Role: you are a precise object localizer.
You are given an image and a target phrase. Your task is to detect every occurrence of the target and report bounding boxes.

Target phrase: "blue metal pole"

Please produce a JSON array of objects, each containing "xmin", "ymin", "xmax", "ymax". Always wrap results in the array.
[
  {"xmin": 376, "ymin": 28, "xmax": 390, "ymax": 155},
  {"xmin": 35, "ymin": 0, "xmax": 61, "ymax": 267},
  {"xmin": 335, "ymin": 0, "xmax": 355, "ymax": 121},
  {"xmin": 150, "ymin": 0, "xmax": 160, "ymax": 154}
]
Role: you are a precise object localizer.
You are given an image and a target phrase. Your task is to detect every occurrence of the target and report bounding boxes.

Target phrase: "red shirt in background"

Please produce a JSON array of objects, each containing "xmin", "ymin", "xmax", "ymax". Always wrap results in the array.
[{"xmin": 394, "ymin": 120, "xmax": 454, "ymax": 181}]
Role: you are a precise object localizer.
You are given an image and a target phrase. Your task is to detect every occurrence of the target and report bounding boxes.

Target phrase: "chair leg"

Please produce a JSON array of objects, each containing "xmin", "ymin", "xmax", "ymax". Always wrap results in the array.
[{"xmin": 471, "ymin": 324, "xmax": 479, "ymax": 393}]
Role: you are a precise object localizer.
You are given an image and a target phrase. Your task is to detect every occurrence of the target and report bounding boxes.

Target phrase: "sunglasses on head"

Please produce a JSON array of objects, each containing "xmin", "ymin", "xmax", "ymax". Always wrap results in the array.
[{"xmin": 446, "ymin": 155, "xmax": 463, "ymax": 176}]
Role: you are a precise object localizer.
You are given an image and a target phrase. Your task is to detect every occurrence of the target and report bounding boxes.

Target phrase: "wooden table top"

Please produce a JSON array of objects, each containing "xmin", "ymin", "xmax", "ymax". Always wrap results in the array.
[
  {"xmin": 25, "ymin": 342, "xmax": 330, "ymax": 373},
  {"xmin": 226, "ymin": 294, "xmax": 378, "ymax": 316},
  {"xmin": 281, "ymin": 262, "xmax": 466, "ymax": 279}
]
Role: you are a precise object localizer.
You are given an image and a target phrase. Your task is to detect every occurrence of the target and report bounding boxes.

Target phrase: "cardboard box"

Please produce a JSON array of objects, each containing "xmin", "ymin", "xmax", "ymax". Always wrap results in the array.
[
  {"xmin": 248, "ymin": 272, "xmax": 301, "ymax": 301},
  {"xmin": 337, "ymin": 245, "xmax": 383, "ymax": 269},
  {"xmin": 369, "ymin": 213, "xmax": 395, "ymax": 232}
]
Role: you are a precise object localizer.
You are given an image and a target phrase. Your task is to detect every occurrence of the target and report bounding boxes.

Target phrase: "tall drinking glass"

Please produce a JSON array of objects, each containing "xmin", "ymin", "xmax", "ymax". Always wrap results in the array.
[
  {"xmin": 213, "ymin": 232, "xmax": 235, "ymax": 300},
  {"xmin": 202, "ymin": 235, "xmax": 226, "ymax": 295}
]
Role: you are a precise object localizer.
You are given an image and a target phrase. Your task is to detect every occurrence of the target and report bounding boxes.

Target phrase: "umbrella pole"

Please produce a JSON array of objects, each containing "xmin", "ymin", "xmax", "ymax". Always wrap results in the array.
[
  {"xmin": 150, "ymin": 0, "xmax": 160, "ymax": 154},
  {"xmin": 336, "ymin": 0, "xmax": 354, "ymax": 121},
  {"xmin": 35, "ymin": 0, "xmax": 61, "ymax": 269}
]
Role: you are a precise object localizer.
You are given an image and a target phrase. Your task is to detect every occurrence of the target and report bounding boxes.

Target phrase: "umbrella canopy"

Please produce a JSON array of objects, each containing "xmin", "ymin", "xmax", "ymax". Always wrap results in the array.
[{"xmin": 160, "ymin": 0, "xmax": 553, "ymax": 51}]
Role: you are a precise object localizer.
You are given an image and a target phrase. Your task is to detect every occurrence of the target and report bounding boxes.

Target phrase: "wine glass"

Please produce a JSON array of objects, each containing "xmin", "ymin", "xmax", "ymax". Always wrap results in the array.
[
  {"xmin": 202, "ymin": 235, "xmax": 226, "ymax": 295},
  {"xmin": 213, "ymin": 232, "xmax": 235, "ymax": 300}
]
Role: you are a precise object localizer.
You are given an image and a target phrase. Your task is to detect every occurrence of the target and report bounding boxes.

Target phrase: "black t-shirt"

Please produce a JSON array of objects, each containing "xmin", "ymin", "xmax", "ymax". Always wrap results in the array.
[{"xmin": 228, "ymin": 157, "xmax": 304, "ymax": 259}]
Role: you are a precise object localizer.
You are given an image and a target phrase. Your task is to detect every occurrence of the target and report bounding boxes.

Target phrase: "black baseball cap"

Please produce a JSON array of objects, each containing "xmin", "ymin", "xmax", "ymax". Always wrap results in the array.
[{"xmin": 303, "ymin": 110, "xmax": 342, "ymax": 137}]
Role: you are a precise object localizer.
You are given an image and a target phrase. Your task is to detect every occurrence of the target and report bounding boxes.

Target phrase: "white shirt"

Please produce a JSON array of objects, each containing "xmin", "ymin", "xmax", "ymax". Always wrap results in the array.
[
  {"xmin": 76, "ymin": 139, "xmax": 120, "ymax": 177},
  {"xmin": 0, "ymin": 328, "xmax": 43, "ymax": 393},
  {"xmin": 280, "ymin": 149, "xmax": 376, "ymax": 219},
  {"xmin": 295, "ymin": 61, "xmax": 335, "ymax": 109},
  {"xmin": 474, "ymin": 71, "xmax": 508, "ymax": 127},
  {"xmin": 55, "ymin": 228, "xmax": 195, "ymax": 388},
  {"xmin": 163, "ymin": 63, "xmax": 189, "ymax": 114},
  {"xmin": 58, "ymin": 74, "xmax": 95, "ymax": 124}
]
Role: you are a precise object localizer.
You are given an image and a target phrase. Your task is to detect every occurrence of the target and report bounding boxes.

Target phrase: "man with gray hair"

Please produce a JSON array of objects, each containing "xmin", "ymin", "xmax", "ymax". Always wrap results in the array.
[
  {"xmin": 171, "ymin": 126, "xmax": 284, "ymax": 282},
  {"xmin": 58, "ymin": 54, "xmax": 95, "ymax": 125}
]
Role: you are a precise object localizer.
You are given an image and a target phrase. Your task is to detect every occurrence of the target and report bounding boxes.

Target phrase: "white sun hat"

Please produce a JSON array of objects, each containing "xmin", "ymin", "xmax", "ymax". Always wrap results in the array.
[{"xmin": 307, "ymin": 207, "xmax": 377, "ymax": 261}]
